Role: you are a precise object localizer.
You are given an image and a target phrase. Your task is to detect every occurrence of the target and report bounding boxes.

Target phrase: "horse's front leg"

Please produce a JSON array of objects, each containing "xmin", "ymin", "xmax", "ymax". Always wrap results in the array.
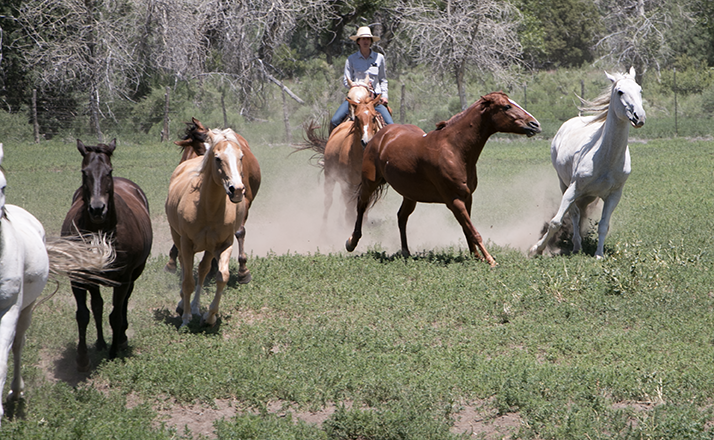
[
  {"xmin": 9, "ymin": 301, "xmax": 34, "ymax": 403},
  {"xmin": 88, "ymin": 284, "xmax": 106, "ymax": 351},
  {"xmin": 0, "ymin": 292, "xmax": 22, "ymax": 423},
  {"xmin": 108, "ymin": 282, "xmax": 132, "ymax": 359},
  {"xmin": 595, "ymin": 188, "xmax": 624, "ymax": 258},
  {"xmin": 397, "ymin": 198, "xmax": 417, "ymax": 257},
  {"xmin": 191, "ymin": 252, "xmax": 214, "ymax": 317},
  {"xmin": 530, "ymin": 184, "xmax": 577, "ymax": 256},
  {"xmin": 447, "ymin": 198, "xmax": 496, "ymax": 267},
  {"xmin": 235, "ymin": 226, "xmax": 251, "ymax": 284},
  {"xmin": 71, "ymin": 284, "xmax": 92, "ymax": 371},
  {"xmin": 177, "ymin": 242, "xmax": 196, "ymax": 328},
  {"xmin": 204, "ymin": 242, "xmax": 233, "ymax": 327}
]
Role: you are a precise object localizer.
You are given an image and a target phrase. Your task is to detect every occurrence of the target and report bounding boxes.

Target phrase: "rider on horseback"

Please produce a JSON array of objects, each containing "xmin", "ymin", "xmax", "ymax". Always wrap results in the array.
[{"xmin": 329, "ymin": 26, "xmax": 394, "ymax": 134}]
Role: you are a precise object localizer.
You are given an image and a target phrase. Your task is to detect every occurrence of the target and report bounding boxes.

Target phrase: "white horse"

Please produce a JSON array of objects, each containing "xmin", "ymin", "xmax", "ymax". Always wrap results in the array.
[
  {"xmin": 530, "ymin": 67, "xmax": 646, "ymax": 258},
  {"xmin": 0, "ymin": 143, "xmax": 113, "ymax": 426}
]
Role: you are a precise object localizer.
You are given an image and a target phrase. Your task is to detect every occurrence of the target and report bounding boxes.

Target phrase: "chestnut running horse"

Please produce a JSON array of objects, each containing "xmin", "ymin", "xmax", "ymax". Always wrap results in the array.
[
  {"xmin": 0, "ymin": 143, "xmax": 114, "ymax": 424},
  {"xmin": 300, "ymin": 95, "xmax": 383, "ymax": 225},
  {"xmin": 61, "ymin": 139, "xmax": 153, "ymax": 371},
  {"xmin": 346, "ymin": 92, "xmax": 541, "ymax": 266},
  {"xmin": 166, "ymin": 128, "xmax": 253, "ymax": 327},
  {"xmin": 164, "ymin": 118, "xmax": 261, "ymax": 275}
]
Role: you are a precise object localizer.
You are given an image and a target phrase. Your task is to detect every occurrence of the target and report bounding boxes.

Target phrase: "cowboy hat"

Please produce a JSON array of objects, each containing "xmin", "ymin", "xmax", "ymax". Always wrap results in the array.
[{"xmin": 350, "ymin": 26, "xmax": 380, "ymax": 42}]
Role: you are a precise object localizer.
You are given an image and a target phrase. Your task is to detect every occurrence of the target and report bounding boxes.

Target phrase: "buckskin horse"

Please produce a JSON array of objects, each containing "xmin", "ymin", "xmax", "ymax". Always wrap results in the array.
[
  {"xmin": 164, "ymin": 118, "xmax": 260, "ymax": 275},
  {"xmin": 345, "ymin": 92, "xmax": 541, "ymax": 266},
  {"xmin": 61, "ymin": 139, "xmax": 153, "ymax": 371},
  {"xmin": 530, "ymin": 68, "xmax": 645, "ymax": 258}
]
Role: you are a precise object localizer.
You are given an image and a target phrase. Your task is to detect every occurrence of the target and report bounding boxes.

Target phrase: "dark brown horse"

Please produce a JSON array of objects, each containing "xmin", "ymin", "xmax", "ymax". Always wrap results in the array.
[
  {"xmin": 345, "ymin": 92, "xmax": 541, "ymax": 266},
  {"xmin": 164, "ymin": 118, "xmax": 261, "ymax": 275},
  {"xmin": 61, "ymin": 139, "xmax": 153, "ymax": 371}
]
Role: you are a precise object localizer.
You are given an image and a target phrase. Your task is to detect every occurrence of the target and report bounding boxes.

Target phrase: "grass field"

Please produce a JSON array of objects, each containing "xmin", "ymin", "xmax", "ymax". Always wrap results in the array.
[{"xmin": 0, "ymin": 133, "xmax": 713, "ymax": 439}]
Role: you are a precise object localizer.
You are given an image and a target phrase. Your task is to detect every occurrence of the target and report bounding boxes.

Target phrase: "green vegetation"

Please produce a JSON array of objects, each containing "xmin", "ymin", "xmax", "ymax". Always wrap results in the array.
[{"xmin": 0, "ymin": 130, "xmax": 712, "ymax": 438}]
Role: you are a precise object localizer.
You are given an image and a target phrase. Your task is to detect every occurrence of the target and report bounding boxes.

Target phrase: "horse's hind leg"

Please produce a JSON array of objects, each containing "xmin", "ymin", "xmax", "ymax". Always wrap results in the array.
[
  {"xmin": 165, "ymin": 245, "xmax": 179, "ymax": 273},
  {"xmin": 594, "ymin": 189, "xmax": 624, "ymax": 258},
  {"xmin": 108, "ymin": 282, "xmax": 132, "ymax": 359},
  {"xmin": 397, "ymin": 198, "xmax": 417, "ymax": 257},
  {"xmin": 235, "ymin": 226, "xmax": 251, "ymax": 284},
  {"xmin": 346, "ymin": 183, "xmax": 376, "ymax": 252},
  {"xmin": 88, "ymin": 285, "xmax": 106, "ymax": 351},
  {"xmin": 323, "ymin": 174, "xmax": 336, "ymax": 227}
]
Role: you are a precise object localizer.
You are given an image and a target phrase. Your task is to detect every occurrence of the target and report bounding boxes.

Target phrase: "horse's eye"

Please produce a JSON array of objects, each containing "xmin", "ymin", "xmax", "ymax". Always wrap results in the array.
[
  {"xmin": 504, "ymin": 105, "xmax": 512, "ymax": 111},
  {"xmin": 617, "ymin": 90, "xmax": 624, "ymax": 95}
]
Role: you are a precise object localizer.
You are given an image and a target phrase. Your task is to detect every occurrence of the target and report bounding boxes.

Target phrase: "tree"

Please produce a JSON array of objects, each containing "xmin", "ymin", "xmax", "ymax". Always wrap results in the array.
[
  {"xmin": 16, "ymin": 0, "xmax": 142, "ymax": 139},
  {"xmin": 396, "ymin": 0, "xmax": 522, "ymax": 110}
]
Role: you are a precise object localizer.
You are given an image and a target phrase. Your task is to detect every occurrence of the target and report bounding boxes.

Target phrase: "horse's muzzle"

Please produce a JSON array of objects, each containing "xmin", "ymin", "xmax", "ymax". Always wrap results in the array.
[
  {"xmin": 525, "ymin": 120, "xmax": 542, "ymax": 137},
  {"xmin": 228, "ymin": 185, "xmax": 245, "ymax": 203}
]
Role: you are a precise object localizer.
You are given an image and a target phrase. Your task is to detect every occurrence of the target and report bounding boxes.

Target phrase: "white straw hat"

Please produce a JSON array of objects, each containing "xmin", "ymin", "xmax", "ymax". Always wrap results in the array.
[{"xmin": 350, "ymin": 26, "xmax": 380, "ymax": 42}]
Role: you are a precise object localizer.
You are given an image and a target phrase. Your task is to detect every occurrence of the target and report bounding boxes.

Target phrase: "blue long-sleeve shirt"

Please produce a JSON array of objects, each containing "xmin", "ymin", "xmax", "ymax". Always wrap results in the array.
[{"xmin": 343, "ymin": 50, "xmax": 389, "ymax": 101}]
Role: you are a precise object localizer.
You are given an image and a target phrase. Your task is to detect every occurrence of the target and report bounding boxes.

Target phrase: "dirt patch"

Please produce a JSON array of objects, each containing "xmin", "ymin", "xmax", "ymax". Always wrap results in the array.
[{"xmin": 451, "ymin": 400, "xmax": 522, "ymax": 439}]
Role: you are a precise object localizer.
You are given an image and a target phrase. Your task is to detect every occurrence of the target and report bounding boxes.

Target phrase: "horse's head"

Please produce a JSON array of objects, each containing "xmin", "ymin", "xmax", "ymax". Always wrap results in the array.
[
  {"xmin": 175, "ymin": 118, "xmax": 209, "ymax": 162},
  {"xmin": 607, "ymin": 67, "xmax": 646, "ymax": 128},
  {"xmin": 347, "ymin": 95, "xmax": 383, "ymax": 147},
  {"xmin": 78, "ymin": 138, "xmax": 116, "ymax": 224},
  {"xmin": 206, "ymin": 130, "xmax": 245, "ymax": 204},
  {"xmin": 0, "ymin": 144, "xmax": 6, "ymax": 218},
  {"xmin": 481, "ymin": 92, "xmax": 541, "ymax": 137}
]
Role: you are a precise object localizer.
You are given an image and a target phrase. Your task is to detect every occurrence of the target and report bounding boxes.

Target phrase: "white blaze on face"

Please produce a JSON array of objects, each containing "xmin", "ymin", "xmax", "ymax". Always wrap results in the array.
[
  {"xmin": 225, "ymin": 143, "xmax": 244, "ymax": 193},
  {"xmin": 361, "ymin": 109, "xmax": 372, "ymax": 145},
  {"xmin": 508, "ymin": 98, "xmax": 536, "ymax": 121}
]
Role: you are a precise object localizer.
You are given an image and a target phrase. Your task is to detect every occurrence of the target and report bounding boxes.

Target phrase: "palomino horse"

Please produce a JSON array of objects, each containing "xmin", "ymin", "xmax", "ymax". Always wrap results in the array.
[
  {"xmin": 301, "ymin": 94, "xmax": 383, "ymax": 225},
  {"xmin": 0, "ymin": 143, "xmax": 113, "ymax": 424},
  {"xmin": 346, "ymin": 92, "xmax": 541, "ymax": 267},
  {"xmin": 530, "ymin": 68, "xmax": 645, "ymax": 258},
  {"xmin": 164, "ymin": 118, "xmax": 261, "ymax": 275},
  {"xmin": 61, "ymin": 139, "xmax": 153, "ymax": 371},
  {"xmin": 166, "ymin": 128, "xmax": 252, "ymax": 327}
]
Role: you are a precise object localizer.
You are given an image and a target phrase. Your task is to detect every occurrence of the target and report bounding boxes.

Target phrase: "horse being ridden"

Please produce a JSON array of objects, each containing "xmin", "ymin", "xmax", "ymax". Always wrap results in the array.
[
  {"xmin": 61, "ymin": 139, "xmax": 153, "ymax": 371},
  {"xmin": 300, "ymin": 94, "xmax": 383, "ymax": 226},
  {"xmin": 530, "ymin": 67, "xmax": 645, "ymax": 258},
  {"xmin": 166, "ymin": 128, "xmax": 250, "ymax": 327},
  {"xmin": 346, "ymin": 92, "xmax": 541, "ymax": 266},
  {"xmin": 0, "ymin": 143, "xmax": 113, "ymax": 424},
  {"xmin": 164, "ymin": 118, "xmax": 260, "ymax": 277}
]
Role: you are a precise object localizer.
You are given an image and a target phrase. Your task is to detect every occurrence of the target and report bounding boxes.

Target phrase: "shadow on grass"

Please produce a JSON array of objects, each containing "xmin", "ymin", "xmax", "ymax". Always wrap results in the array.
[
  {"xmin": 152, "ymin": 307, "xmax": 223, "ymax": 335},
  {"xmin": 364, "ymin": 249, "xmax": 475, "ymax": 266}
]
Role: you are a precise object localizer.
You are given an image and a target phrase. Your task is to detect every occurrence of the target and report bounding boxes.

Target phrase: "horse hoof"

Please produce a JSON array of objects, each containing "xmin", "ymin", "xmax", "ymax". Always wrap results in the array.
[
  {"xmin": 345, "ymin": 237, "xmax": 357, "ymax": 252},
  {"xmin": 238, "ymin": 270, "xmax": 252, "ymax": 284},
  {"xmin": 76, "ymin": 358, "xmax": 90, "ymax": 373},
  {"xmin": 176, "ymin": 305, "xmax": 184, "ymax": 316},
  {"xmin": 164, "ymin": 262, "xmax": 177, "ymax": 274},
  {"xmin": 7, "ymin": 390, "xmax": 25, "ymax": 402}
]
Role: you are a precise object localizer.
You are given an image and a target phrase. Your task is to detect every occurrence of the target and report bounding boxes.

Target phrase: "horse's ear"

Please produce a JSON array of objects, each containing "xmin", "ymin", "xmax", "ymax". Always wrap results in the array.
[
  {"xmin": 0, "ymin": 143, "xmax": 4, "ymax": 166},
  {"xmin": 435, "ymin": 121, "xmax": 447, "ymax": 130},
  {"xmin": 106, "ymin": 138, "xmax": 117, "ymax": 155},
  {"xmin": 347, "ymin": 97, "xmax": 358, "ymax": 106},
  {"xmin": 77, "ymin": 139, "xmax": 88, "ymax": 156},
  {"xmin": 193, "ymin": 117, "xmax": 206, "ymax": 130},
  {"xmin": 347, "ymin": 77, "xmax": 354, "ymax": 87},
  {"xmin": 605, "ymin": 71, "xmax": 616, "ymax": 83},
  {"xmin": 629, "ymin": 66, "xmax": 636, "ymax": 78}
]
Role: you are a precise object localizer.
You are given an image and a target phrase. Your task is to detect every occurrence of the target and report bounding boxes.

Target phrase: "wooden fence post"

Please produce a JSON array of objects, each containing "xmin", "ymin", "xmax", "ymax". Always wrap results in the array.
[
  {"xmin": 32, "ymin": 89, "xmax": 40, "ymax": 143},
  {"xmin": 282, "ymin": 89, "xmax": 291, "ymax": 144},
  {"xmin": 674, "ymin": 68, "xmax": 678, "ymax": 137},
  {"xmin": 400, "ymin": 83, "xmax": 406, "ymax": 124}
]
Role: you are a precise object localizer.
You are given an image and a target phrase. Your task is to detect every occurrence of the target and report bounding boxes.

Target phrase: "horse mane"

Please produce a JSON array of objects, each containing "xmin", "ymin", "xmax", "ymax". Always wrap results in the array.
[
  {"xmin": 435, "ymin": 93, "xmax": 502, "ymax": 130},
  {"xmin": 577, "ymin": 71, "xmax": 629, "ymax": 125}
]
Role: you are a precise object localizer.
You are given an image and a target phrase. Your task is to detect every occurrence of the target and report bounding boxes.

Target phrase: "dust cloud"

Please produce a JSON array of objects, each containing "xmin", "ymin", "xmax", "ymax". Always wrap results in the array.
[{"xmin": 151, "ymin": 144, "xmax": 565, "ymax": 259}]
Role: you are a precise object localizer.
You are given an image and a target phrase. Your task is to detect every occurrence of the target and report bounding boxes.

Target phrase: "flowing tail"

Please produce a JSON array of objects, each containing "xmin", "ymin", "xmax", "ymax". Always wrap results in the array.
[
  {"xmin": 45, "ymin": 233, "xmax": 117, "ymax": 286},
  {"xmin": 292, "ymin": 120, "xmax": 328, "ymax": 169}
]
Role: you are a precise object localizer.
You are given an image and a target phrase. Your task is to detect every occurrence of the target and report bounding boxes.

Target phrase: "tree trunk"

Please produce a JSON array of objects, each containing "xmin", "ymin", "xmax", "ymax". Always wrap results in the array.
[
  {"xmin": 221, "ymin": 93, "xmax": 228, "ymax": 128},
  {"xmin": 89, "ymin": 86, "xmax": 103, "ymax": 142},
  {"xmin": 456, "ymin": 63, "xmax": 467, "ymax": 111},
  {"xmin": 282, "ymin": 89, "xmax": 291, "ymax": 144}
]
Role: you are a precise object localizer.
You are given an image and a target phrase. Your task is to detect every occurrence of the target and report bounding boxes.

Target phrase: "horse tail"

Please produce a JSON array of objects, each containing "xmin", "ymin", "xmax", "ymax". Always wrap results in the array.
[
  {"xmin": 45, "ymin": 233, "xmax": 118, "ymax": 286},
  {"xmin": 354, "ymin": 179, "xmax": 389, "ymax": 210},
  {"xmin": 292, "ymin": 120, "xmax": 327, "ymax": 169}
]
